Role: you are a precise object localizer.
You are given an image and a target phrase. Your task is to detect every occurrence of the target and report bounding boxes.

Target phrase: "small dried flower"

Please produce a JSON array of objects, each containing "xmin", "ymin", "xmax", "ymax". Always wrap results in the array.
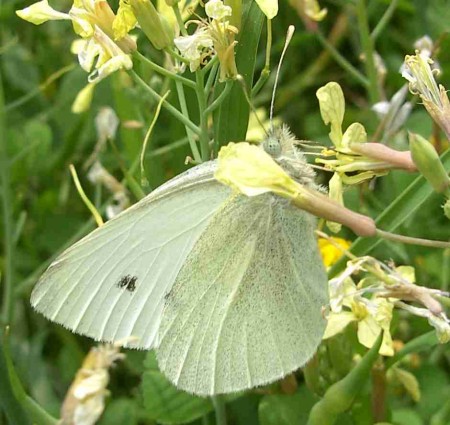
[
  {"xmin": 60, "ymin": 344, "xmax": 125, "ymax": 425},
  {"xmin": 402, "ymin": 51, "xmax": 450, "ymax": 137}
]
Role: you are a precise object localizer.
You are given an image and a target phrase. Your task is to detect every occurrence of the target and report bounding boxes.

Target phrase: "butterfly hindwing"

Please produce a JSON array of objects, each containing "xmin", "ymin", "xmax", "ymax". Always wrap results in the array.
[
  {"xmin": 156, "ymin": 193, "xmax": 328, "ymax": 395},
  {"xmin": 31, "ymin": 162, "xmax": 231, "ymax": 349}
]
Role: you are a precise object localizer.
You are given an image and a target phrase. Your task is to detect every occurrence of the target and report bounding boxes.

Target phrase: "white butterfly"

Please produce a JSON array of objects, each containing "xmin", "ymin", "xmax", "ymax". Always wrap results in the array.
[{"xmin": 31, "ymin": 125, "xmax": 328, "ymax": 396}]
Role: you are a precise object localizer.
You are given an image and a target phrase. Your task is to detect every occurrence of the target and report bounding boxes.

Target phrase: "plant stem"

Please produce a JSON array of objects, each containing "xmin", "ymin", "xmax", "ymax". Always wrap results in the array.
[
  {"xmin": 131, "ymin": 71, "xmax": 201, "ymax": 136},
  {"xmin": 356, "ymin": 0, "xmax": 379, "ymax": 104},
  {"xmin": 252, "ymin": 18, "xmax": 272, "ymax": 97},
  {"xmin": 371, "ymin": 359, "xmax": 386, "ymax": 422},
  {"xmin": 172, "ymin": 4, "xmax": 187, "ymax": 36},
  {"xmin": 175, "ymin": 81, "xmax": 202, "ymax": 163},
  {"xmin": 204, "ymin": 81, "xmax": 233, "ymax": 116},
  {"xmin": 196, "ymin": 71, "xmax": 210, "ymax": 161},
  {"xmin": 212, "ymin": 396, "xmax": 227, "ymax": 425},
  {"xmin": 442, "ymin": 248, "xmax": 450, "ymax": 292},
  {"xmin": 376, "ymin": 229, "xmax": 450, "ymax": 249},
  {"xmin": 134, "ymin": 51, "xmax": 196, "ymax": 89},
  {"xmin": 5, "ymin": 64, "xmax": 75, "ymax": 112},
  {"xmin": 371, "ymin": 0, "xmax": 399, "ymax": 41},
  {"xmin": 205, "ymin": 62, "xmax": 219, "ymax": 96},
  {"xmin": 0, "ymin": 73, "xmax": 14, "ymax": 326},
  {"xmin": 316, "ymin": 30, "xmax": 369, "ymax": 88}
]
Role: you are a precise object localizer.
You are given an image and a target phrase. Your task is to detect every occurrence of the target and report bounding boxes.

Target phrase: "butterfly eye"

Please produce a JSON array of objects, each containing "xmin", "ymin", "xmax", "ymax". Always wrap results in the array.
[{"xmin": 263, "ymin": 136, "xmax": 282, "ymax": 157}]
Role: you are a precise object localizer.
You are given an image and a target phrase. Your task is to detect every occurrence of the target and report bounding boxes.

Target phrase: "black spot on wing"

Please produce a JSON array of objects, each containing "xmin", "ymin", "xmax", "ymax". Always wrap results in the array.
[{"xmin": 117, "ymin": 275, "xmax": 138, "ymax": 293}]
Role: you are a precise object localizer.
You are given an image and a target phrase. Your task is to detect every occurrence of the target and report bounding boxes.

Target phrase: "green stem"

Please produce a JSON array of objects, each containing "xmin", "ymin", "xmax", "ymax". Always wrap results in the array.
[
  {"xmin": 131, "ymin": 71, "xmax": 201, "ymax": 136},
  {"xmin": 307, "ymin": 334, "xmax": 382, "ymax": 425},
  {"xmin": 376, "ymin": 229, "xmax": 450, "ymax": 249},
  {"xmin": 204, "ymin": 81, "xmax": 233, "ymax": 116},
  {"xmin": 316, "ymin": 31, "xmax": 369, "ymax": 88},
  {"xmin": 370, "ymin": 0, "xmax": 399, "ymax": 41},
  {"xmin": 166, "ymin": 47, "xmax": 190, "ymax": 64},
  {"xmin": 356, "ymin": 0, "xmax": 379, "ymax": 104},
  {"xmin": 202, "ymin": 55, "xmax": 219, "ymax": 76},
  {"xmin": 251, "ymin": 19, "xmax": 272, "ymax": 97},
  {"xmin": 134, "ymin": 51, "xmax": 196, "ymax": 89},
  {"xmin": 196, "ymin": 71, "xmax": 210, "ymax": 161},
  {"xmin": 3, "ymin": 328, "xmax": 59, "ymax": 425},
  {"xmin": 212, "ymin": 396, "xmax": 227, "ymax": 425},
  {"xmin": 0, "ymin": 73, "xmax": 14, "ymax": 326},
  {"xmin": 443, "ymin": 248, "xmax": 450, "ymax": 292},
  {"xmin": 175, "ymin": 81, "xmax": 202, "ymax": 163},
  {"xmin": 5, "ymin": 64, "xmax": 75, "ymax": 112},
  {"xmin": 172, "ymin": 4, "xmax": 187, "ymax": 36},
  {"xmin": 205, "ymin": 62, "xmax": 219, "ymax": 96}
]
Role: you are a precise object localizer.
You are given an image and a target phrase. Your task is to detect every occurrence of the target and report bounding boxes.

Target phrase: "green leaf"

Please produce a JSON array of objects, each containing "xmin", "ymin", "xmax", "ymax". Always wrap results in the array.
[
  {"xmin": 98, "ymin": 398, "xmax": 139, "ymax": 425},
  {"xmin": 329, "ymin": 149, "xmax": 450, "ymax": 278},
  {"xmin": 259, "ymin": 386, "xmax": 317, "ymax": 425},
  {"xmin": 142, "ymin": 370, "xmax": 213, "ymax": 424},
  {"xmin": 214, "ymin": 0, "xmax": 264, "ymax": 148}
]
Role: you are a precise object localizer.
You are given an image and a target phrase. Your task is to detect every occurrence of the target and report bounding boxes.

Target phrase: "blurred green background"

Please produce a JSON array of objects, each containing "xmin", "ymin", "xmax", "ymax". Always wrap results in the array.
[{"xmin": 1, "ymin": 0, "xmax": 450, "ymax": 424}]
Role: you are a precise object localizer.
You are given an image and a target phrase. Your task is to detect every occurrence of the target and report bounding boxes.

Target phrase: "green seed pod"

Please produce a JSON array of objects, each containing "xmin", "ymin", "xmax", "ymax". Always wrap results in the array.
[
  {"xmin": 307, "ymin": 333, "xmax": 383, "ymax": 425},
  {"xmin": 129, "ymin": 0, "xmax": 173, "ymax": 50},
  {"xmin": 409, "ymin": 132, "xmax": 450, "ymax": 195}
]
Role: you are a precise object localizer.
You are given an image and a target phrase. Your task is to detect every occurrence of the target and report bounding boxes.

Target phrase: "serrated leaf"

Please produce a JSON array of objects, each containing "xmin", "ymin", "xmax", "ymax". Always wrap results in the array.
[{"xmin": 142, "ymin": 370, "xmax": 213, "ymax": 424}]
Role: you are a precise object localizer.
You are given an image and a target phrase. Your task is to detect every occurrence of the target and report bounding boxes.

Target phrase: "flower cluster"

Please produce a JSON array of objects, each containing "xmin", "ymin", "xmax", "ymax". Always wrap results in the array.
[
  {"xmin": 324, "ymin": 256, "xmax": 450, "ymax": 355},
  {"xmin": 17, "ymin": 0, "xmax": 137, "ymax": 84},
  {"xmin": 315, "ymin": 82, "xmax": 416, "ymax": 232},
  {"xmin": 174, "ymin": 0, "xmax": 238, "ymax": 80}
]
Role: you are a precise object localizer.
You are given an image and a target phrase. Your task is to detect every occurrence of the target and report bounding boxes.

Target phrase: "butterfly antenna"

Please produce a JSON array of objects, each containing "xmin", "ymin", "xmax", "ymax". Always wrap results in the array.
[
  {"xmin": 236, "ymin": 74, "xmax": 269, "ymax": 138},
  {"xmin": 269, "ymin": 25, "xmax": 295, "ymax": 132}
]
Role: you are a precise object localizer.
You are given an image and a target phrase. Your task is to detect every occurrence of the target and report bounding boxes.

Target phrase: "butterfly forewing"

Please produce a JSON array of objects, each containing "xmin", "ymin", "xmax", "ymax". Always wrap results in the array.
[
  {"xmin": 31, "ymin": 162, "xmax": 231, "ymax": 349},
  {"xmin": 156, "ymin": 193, "xmax": 328, "ymax": 395}
]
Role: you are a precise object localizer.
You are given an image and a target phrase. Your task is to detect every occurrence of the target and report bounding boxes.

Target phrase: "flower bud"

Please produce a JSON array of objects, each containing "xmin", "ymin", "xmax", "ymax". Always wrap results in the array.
[
  {"xmin": 444, "ymin": 199, "xmax": 450, "ymax": 220},
  {"xmin": 409, "ymin": 132, "xmax": 450, "ymax": 195},
  {"xmin": 72, "ymin": 83, "xmax": 96, "ymax": 114},
  {"xmin": 129, "ymin": 0, "xmax": 173, "ymax": 50}
]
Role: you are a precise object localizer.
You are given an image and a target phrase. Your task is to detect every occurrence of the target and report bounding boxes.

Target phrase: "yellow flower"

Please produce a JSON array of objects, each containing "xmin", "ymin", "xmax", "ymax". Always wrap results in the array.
[
  {"xmin": 318, "ymin": 236, "xmax": 350, "ymax": 268},
  {"xmin": 17, "ymin": 0, "xmax": 136, "ymax": 83},
  {"xmin": 324, "ymin": 286, "xmax": 395, "ymax": 356},
  {"xmin": 215, "ymin": 142, "xmax": 300, "ymax": 198}
]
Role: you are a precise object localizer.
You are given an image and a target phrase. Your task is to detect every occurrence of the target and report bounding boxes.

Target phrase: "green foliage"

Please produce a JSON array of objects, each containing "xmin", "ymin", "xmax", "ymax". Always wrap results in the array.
[{"xmin": 2, "ymin": 0, "xmax": 450, "ymax": 424}]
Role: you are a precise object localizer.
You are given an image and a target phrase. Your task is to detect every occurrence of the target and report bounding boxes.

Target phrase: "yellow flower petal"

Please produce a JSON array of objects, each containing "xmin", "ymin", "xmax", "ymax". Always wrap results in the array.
[
  {"xmin": 254, "ymin": 0, "xmax": 278, "ymax": 19},
  {"xmin": 316, "ymin": 82, "xmax": 345, "ymax": 148},
  {"xmin": 326, "ymin": 173, "xmax": 343, "ymax": 233},
  {"xmin": 341, "ymin": 122, "xmax": 367, "ymax": 152},
  {"xmin": 215, "ymin": 142, "xmax": 300, "ymax": 198},
  {"xmin": 113, "ymin": 0, "xmax": 138, "ymax": 40},
  {"xmin": 72, "ymin": 83, "xmax": 96, "ymax": 114},
  {"xmin": 304, "ymin": 0, "xmax": 327, "ymax": 22},
  {"xmin": 323, "ymin": 311, "xmax": 357, "ymax": 339},
  {"xmin": 318, "ymin": 236, "xmax": 350, "ymax": 268},
  {"xmin": 16, "ymin": 0, "xmax": 70, "ymax": 25}
]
